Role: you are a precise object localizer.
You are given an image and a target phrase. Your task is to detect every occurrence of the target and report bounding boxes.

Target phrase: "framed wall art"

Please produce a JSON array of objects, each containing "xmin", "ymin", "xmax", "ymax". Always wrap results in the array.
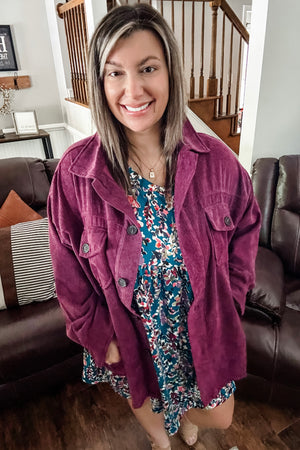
[
  {"xmin": 0, "ymin": 25, "xmax": 18, "ymax": 71},
  {"xmin": 12, "ymin": 111, "xmax": 39, "ymax": 135}
]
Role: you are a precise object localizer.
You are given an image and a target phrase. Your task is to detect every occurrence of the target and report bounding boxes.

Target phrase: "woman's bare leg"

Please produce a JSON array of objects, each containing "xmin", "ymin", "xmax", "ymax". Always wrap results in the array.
[
  {"xmin": 185, "ymin": 393, "xmax": 234, "ymax": 429},
  {"xmin": 128, "ymin": 398, "xmax": 170, "ymax": 448}
]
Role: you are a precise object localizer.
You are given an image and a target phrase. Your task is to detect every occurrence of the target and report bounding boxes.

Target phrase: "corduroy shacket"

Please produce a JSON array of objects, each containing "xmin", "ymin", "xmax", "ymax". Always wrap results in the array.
[{"xmin": 48, "ymin": 120, "xmax": 261, "ymax": 408}]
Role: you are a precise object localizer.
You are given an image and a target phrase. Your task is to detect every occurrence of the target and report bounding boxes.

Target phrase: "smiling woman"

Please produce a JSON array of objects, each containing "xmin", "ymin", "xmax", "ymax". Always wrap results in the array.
[{"xmin": 48, "ymin": 4, "xmax": 261, "ymax": 450}]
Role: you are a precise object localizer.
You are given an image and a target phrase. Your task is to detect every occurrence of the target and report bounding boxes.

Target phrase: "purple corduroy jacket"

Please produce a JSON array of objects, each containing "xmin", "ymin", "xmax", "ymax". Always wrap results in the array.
[{"xmin": 47, "ymin": 120, "xmax": 261, "ymax": 408}]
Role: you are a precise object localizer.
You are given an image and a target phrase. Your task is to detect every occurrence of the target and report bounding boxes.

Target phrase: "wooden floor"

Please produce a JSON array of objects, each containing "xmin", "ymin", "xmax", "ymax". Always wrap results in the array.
[{"xmin": 0, "ymin": 380, "xmax": 299, "ymax": 450}]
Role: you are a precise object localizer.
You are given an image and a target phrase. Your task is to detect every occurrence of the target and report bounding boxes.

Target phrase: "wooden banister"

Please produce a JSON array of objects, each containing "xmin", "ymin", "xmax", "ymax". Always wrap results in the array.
[
  {"xmin": 218, "ymin": 11, "xmax": 225, "ymax": 114},
  {"xmin": 199, "ymin": 1, "xmax": 205, "ymax": 98},
  {"xmin": 57, "ymin": 0, "xmax": 88, "ymax": 106},
  {"xmin": 57, "ymin": 0, "xmax": 85, "ymax": 18},
  {"xmin": 207, "ymin": 0, "xmax": 220, "ymax": 97},
  {"xmin": 220, "ymin": 0, "xmax": 249, "ymax": 44},
  {"xmin": 190, "ymin": 0, "xmax": 195, "ymax": 99}
]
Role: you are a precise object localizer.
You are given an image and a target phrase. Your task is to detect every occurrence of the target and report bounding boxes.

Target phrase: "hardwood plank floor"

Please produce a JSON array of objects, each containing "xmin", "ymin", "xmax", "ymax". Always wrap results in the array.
[{"xmin": 0, "ymin": 380, "xmax": 299, "ymax": 450}]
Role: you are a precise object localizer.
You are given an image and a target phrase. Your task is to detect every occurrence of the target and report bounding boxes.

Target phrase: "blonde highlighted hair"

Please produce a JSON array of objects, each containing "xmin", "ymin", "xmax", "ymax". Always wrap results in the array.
[{"xmin": 88, "ymin": 3, "xmax": 187, "ymax": 193}]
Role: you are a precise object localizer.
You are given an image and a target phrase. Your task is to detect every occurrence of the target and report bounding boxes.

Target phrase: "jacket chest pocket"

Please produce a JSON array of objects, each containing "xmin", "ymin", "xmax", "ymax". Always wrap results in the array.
[
  {"xmin": 79, "ymin": 227, "xmax": 114, "ymax": 289},
  {"xmin": 205, "ymin": 204, "xmax": 234, "ymax": 265}
]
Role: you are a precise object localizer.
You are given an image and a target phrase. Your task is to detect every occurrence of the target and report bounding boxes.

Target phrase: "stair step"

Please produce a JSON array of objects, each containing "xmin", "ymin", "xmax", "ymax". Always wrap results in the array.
[
  {"xmin": 215, "ymin": 113, "xmax": 238, "ymax": 120},
  {"xmin": 188, "ymin": 98, "xmax": 240, "ymax": 154},
  {"xmin": 189, "ymin": 95, "xmax": 221, "ymax": 102}
]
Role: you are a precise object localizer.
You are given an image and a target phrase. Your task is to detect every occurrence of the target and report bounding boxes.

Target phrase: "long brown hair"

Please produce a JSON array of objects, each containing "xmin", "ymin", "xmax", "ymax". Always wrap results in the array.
[{"xmin": 88, "ymin": 4, "xmax": 187, "ymax": 193}]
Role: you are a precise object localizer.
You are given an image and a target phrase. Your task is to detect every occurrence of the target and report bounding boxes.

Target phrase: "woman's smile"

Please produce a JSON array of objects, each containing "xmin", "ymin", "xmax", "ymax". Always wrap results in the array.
[{"xmin": 123, "ymin": 102, "xmax": 151, "ymax": 112}]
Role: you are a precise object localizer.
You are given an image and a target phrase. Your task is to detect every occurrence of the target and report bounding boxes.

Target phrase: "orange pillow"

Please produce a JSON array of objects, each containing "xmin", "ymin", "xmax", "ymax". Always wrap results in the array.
[{"xmin": 0, "ymin": 190, "xmax": 42, "ymax": 228}]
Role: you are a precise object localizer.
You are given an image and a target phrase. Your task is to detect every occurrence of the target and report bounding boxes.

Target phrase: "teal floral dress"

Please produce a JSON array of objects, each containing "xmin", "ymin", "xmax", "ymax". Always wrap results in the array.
[{"xmin": 82, "ymin": 168, "xmax": 235, "ymax": 435}]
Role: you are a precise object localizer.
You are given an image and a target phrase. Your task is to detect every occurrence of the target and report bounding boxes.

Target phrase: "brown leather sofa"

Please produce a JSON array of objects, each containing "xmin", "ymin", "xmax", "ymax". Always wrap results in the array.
[
  {"xmin": 237, "ymin": 155, "xmax": 300, "ymax": 409},
  {"xmin": 2, "ymin": 155, "xmax": 299, "ymax": 411},
  {"xmin": 0, "ymin": 157, "xmax": 82, "ymax": 409}
]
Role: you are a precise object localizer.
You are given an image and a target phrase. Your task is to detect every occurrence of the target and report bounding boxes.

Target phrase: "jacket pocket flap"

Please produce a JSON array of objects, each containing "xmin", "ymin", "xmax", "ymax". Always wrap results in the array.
[{"xmin": 205, "ymin": 204, "xmax": 235, "ymax": 232}]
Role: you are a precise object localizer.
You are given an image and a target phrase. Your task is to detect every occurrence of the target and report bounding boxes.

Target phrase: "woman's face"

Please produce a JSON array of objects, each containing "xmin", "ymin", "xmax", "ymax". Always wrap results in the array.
[{"xmin": 104, "ymin": 29, "xmax": 169, "ymax": 140}]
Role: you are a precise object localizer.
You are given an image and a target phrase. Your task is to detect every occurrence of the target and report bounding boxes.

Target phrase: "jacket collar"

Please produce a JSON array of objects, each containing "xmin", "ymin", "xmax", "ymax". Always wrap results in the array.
[
  {"xmin": 68, "ymin": 119, "xmax": 210, "ymax": 218},
  {"xmin": 181, "ymin": 119, "xmax": 211, "ymax": 154},
  {"xmin": 69, "ymin": 133, "xmax": 108, "ymax": 180},
  {"xmin": 69, "ymin": 133, "xmax": 137, "ymax": 220}
]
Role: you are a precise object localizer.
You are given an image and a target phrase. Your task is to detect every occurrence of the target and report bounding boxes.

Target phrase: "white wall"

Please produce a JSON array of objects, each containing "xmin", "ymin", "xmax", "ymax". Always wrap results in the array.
[
  {"xmin": 0, "ymin": 0, "xmax": 63, "ymax": 130},
  {"xmin": 45, "ymin": 0, "xmax": 107, "ymax": 139},
  {"xmin": 227, "ymin": 0, "xmax": 252, "ymax": 19},
  {"xmin": 239, "ymin": 0, "xmax": 300, "ymax": 171}
]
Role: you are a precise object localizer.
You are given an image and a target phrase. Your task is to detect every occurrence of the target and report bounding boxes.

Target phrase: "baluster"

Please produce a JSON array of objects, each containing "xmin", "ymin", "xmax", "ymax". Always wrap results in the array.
[
  {"xmin": 65, "ymin": 11, "xmax": 79, "ymax": 102},
  {"xmin": 234, "ymin": 35, "xmax": 242, "ymax": 132},
  {"xmin": 171, "ymin": 0, "xmax": 175, "ymax": 31},
  {"xmin": 75, "ymin": 6, "xmax": 85, "ymax": 104},
  {"xmin": 160, "ymin": 0, "xmax": 163, "ymax": 15},
  {"xmin": 182, "ymin": 0, "xmax": 185, "ymax": 64},
  {"xmin": 72, "ymin": 7, "xmax": 84, "ymax": 104},
  {"xmin": 79, "ymin": 4, "xmax": 88, "ymax": 104},
  {"xmin": 219, "ymin": 11, "xmax": 225, "ymax": 115},
  {"xmin": 63, "ymin": 12, "xmax": 73, "ymax": 97},
  {"xmin": 71, "ymin": 8, "xmax": 81, "ymax": 103},
  {"xmin": 190, "ymin": 0, "xmax": 195, "ymax": 98},
  {"xmin": 226, "ymin": 23, "xmax": 233, "ymax": 115},
  {"xmin": 106, "ymin": 0, "xmax": 114, "ymax": 10},
  {"xmin": 207, "ymin": 0, "xmax": 221, "ymax": 97},
  {"xmin": 199, "ymin": 1, "xmax": 205, "ymax": 98}
]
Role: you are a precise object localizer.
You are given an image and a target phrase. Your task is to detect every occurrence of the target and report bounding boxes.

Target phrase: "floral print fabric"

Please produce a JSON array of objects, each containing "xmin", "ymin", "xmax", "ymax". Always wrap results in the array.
[{"xmin": 82, "ymin": 168, "xmax": 235, "ymax": 435}]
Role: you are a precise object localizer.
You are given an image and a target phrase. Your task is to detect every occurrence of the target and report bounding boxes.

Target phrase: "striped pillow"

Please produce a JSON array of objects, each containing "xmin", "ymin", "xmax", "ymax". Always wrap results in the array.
[{"xmin": 0, "ymin": 217, "xmax": 56, "ymax": 309}]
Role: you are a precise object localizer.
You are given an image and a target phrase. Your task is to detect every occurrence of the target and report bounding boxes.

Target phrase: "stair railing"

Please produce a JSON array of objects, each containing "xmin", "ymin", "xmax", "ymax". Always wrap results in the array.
[
  {"xmin": 56, "ymin": 0, "xmax": 249, "ymax": 138},
  {"xmin": 108, "ymin": 1, "xmax": 249, "ymax": 134},
  {"xmin": 57, "ymin": 0, "xmax": 89, "ymax": 106}
]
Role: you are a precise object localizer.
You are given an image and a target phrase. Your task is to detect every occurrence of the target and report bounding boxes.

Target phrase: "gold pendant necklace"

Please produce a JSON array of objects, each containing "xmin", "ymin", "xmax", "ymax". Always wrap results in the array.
[
  {"xmin": 149, "ymin": 168, "xmax": 156, "ymax": 179},
  {"xmin": 130, "ymin": 150, "xmax": 163, "ymax": 179}
]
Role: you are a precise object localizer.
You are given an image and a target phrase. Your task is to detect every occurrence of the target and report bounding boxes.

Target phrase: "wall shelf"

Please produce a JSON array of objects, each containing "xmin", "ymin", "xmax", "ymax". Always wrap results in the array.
[{"xmin": 0, "ymin": 75, "xmax": 31, "ymax": 90}]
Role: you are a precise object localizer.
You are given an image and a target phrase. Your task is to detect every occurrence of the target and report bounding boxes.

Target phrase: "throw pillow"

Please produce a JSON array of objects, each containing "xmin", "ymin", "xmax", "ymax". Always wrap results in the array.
[
  {"xmin": 0, "ymin": 190, "xmax": 42, "ymax": 228},
  {"xmin": 0, "ymin": 217, "xmax": 56, "ymax": 309}
]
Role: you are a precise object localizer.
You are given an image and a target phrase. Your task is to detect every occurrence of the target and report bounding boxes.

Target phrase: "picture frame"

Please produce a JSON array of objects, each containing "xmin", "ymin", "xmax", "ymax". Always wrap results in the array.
[
  {"xmin": 0, "ymin": 25, "xmax": 18, "ymax": 71},
  {"xmin": 12, "ymin": 111, "xmax": 39, "ymax": 135}
]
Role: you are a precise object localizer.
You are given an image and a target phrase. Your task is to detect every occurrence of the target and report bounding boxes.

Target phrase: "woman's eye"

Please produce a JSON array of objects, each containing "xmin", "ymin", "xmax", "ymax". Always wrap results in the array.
[
  {"xmin": 109, "ymin": 71, "xmax": 120, "ymax": 78},
  {"xmin": 105, "ymin": 70, "xmax": 121, "ymax": 78},
  {"xmin": 143, "ymin": 66, "xmax": 155, "ymax": 74}
]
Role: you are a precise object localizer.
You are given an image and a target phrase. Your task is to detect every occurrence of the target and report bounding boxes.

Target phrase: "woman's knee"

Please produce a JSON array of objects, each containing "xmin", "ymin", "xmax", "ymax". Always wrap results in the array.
[
  {"xmin": 208, "ymin": 394, "xmax": 235, "ymax": 429},
  {"xmin": 186, "ymin": 394, "xmax": 234, "ymax": 430}
]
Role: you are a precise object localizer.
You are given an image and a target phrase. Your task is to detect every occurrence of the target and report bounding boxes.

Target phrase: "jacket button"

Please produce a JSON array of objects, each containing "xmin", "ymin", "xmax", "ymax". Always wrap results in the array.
[
  {"xmin": 82, "ymin": 243, "xmax": 90, "ymax": 254},
  {"xmin": 127, "ymin": 224, "xmax": 138, "ymax": 235},
  {"xmin": 118, "ymin": 278, "xmax": 127, "ymax": 287},
  {"xmin": 224, "ymin": 216, "xmax": 232, "ymax": 226}
]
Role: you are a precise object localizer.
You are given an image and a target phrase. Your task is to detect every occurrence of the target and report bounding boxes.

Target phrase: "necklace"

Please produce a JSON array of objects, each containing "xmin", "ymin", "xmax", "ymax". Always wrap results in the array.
[{"xmin": 129, "ymin": 150, "xmax": 164, "ymax": 179}]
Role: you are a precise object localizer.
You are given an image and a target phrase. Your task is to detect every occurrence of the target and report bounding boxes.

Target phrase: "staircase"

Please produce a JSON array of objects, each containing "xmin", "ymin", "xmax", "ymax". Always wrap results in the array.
[
  {"xmin": 57, "ymin": 0, "xmax": 249, "ymax": 155},
  {"xmin": 108, "ymin": 0, "xmax": 249, "ymax": 155},
  {"xmin": 184, "ymin": 0, "xmax": 249, "ymax": 154}
]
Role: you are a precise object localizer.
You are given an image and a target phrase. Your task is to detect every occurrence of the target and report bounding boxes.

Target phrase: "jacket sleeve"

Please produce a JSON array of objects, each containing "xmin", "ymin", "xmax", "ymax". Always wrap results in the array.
[
  {"xmin": 47, "ymin": 157, "xmax": 114, "ymax": 367},
  {"xmin": 228, "ymin": 169, "xmax": 261, "ymax": 315}
]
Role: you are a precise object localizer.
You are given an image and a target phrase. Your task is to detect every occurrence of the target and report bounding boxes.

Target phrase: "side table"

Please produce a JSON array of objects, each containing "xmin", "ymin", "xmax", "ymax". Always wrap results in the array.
[{"xmin": 0, "ymin": 130, "xmax": 54, "ymax": 159}]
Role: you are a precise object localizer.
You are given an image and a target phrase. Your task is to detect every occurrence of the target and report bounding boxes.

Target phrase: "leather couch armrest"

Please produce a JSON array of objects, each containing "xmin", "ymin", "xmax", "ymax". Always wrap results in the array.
[
  {"xmin": 251, "ymin": 158, "xmax": 278, "ymax": 248},
  {"xmin": 44, "ymin": 159, "xmax": 59, "ymax": 183},
  {"xmin": 246, "ymin": 246, "xmax": 285, "ymax": 322}
]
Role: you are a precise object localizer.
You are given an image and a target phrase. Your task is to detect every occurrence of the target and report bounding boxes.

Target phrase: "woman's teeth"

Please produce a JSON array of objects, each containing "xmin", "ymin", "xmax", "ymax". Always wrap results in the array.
[{"xmin": 125, "ymin": 103, "xmax": 149, "ymax": 112}]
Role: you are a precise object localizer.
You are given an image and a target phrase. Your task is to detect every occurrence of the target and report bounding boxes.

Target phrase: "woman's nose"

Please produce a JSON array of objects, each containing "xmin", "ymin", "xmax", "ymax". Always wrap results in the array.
[{"xmin": 124, "ymin": 73, "xmax": 144, "ymax": 98}]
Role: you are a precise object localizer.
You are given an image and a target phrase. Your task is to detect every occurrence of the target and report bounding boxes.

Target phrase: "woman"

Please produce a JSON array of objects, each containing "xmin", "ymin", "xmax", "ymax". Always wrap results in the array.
[{"xmin": 48, "ymin": 4, "xmax": 261, "ymax": 449}]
